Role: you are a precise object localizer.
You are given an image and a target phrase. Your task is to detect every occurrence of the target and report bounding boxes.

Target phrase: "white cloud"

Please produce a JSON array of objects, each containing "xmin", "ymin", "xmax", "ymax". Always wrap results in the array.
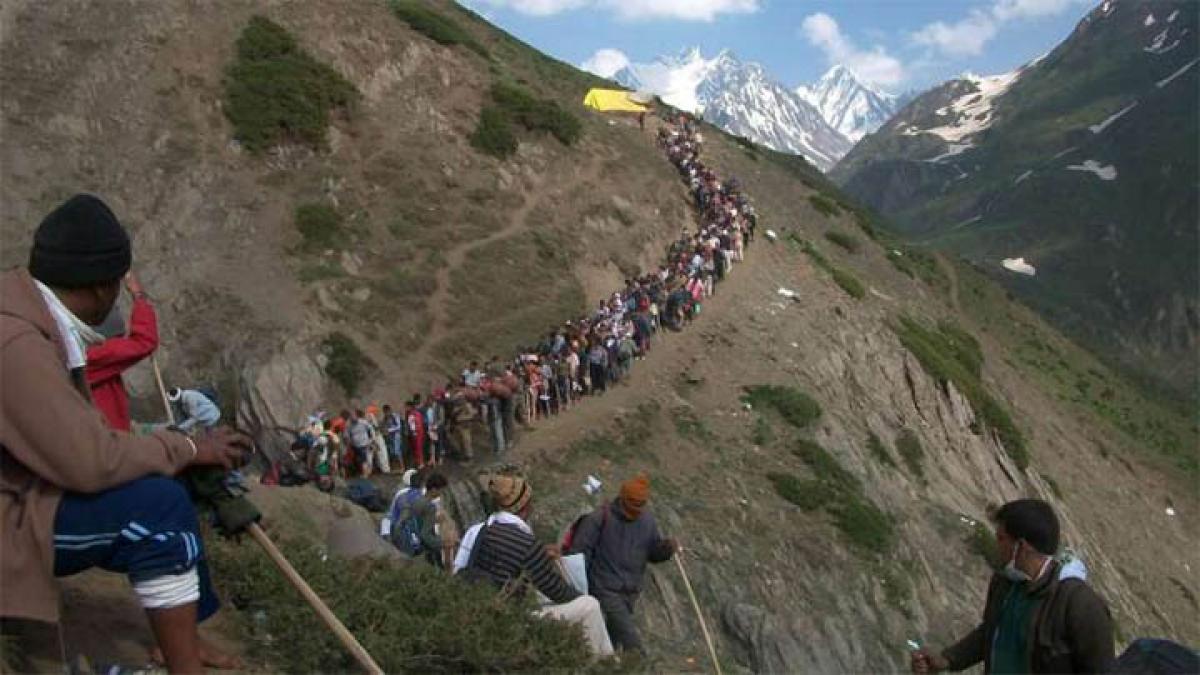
[
  {"xmin": 581, "ymin": 48, "xmax": 631, "ymax": 78},
  {"xmin": 911, "ymin": 10, "xmax": 998, "ymax": 57},
  {"xmin": 800, "ymin": 13, "xmax": 906, "ymax": 87},
  {"xmin": 912, "ymin": 0, "xmax": 1087, "ymax": 58},
  {"xmin": 471, "ymin": 0, "xmax": 758, "ymax": 21}
]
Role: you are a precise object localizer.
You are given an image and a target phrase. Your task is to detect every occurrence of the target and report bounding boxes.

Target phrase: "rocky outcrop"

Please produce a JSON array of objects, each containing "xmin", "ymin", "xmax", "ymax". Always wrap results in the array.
[{"xmin": 238, "ymin": 339, "xmax": 327, "ymax": 461}]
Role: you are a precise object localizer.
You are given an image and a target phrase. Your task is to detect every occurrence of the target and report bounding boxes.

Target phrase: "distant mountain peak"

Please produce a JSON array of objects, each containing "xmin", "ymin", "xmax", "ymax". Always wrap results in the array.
[
  {"xmin": 796, "ymin": 65, "xmax": 901, "ymax": 142},
  {"xmin": 614, "ymin": 49, "xmax": 851, "ymax": 170}
]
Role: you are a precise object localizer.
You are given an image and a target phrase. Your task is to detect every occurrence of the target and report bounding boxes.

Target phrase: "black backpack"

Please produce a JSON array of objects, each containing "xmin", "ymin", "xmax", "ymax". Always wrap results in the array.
[{"xmin": 1115, "ymin": 639, "xmax": 1199, "ymax": 674}]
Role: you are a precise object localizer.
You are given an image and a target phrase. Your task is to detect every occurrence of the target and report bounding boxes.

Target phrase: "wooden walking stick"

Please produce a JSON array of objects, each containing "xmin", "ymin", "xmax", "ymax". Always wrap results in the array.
[
  {"xmin": 151, "ymin": 355, "xmax": 384, "ymax": 675},
  {"xmin": 674, "ymin": 551, "xmax": 723, "ymax": 675}
]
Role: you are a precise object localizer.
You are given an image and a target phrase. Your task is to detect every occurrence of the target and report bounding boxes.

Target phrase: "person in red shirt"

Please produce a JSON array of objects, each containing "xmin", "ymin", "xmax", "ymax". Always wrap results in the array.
[
  {"xmin": 85, "ymin": 272, "xmax": 157, "ymax": 431},
  {"xmin": 405, "ymin": 396, "xmax": 426, "ymax": 468}
]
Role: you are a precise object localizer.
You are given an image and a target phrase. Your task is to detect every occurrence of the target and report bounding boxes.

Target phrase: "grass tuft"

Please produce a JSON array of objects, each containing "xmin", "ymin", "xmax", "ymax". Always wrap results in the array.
[
  {"xmin": 294, "ymin": 203, "xmax": 343, "ymax": 251},
  {"xmin": 809, "ymin": 194, "xmax": 842, "ymax": 217},
  {"xmin": 742, "ymin": 385, "xmax": 822, "ymax": 430},
  {"xmin": 895, "ymin": 429, "xmax": 925, "ymax": 478},
  {"xmin": 825, "ymin": 230, "xmax": 861, "ymax": 253},
  {"xmin": 866, "ymin": 432, "xmax": 897, "ymax": 468}
]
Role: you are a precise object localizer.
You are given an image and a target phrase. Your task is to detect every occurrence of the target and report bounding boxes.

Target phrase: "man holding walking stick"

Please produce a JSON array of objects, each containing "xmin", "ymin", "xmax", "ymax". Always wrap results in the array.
[{"xmin": 564, "ymin": 473, "xmax": 679, "ymax": 654}]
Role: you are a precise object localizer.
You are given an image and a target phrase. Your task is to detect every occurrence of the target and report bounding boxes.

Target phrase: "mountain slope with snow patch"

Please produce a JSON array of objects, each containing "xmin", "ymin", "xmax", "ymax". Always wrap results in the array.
[{"xmin": 795, "ymin": 65, "xmax": 901, "ymax": 142}]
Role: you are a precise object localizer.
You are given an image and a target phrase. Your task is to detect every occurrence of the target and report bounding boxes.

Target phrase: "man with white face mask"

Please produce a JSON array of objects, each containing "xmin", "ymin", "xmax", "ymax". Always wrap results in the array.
[{"xmin": 911, "ymin": 499, "xmax": 1115, "ymax": 674}]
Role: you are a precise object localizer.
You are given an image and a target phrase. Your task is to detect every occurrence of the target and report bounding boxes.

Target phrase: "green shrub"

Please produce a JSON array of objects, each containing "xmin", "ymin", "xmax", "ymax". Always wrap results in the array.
[
  {"xmin": 768, "ymin": 472, "xmax": 826, "ymax": 511},
  {"xmin": 800, "ymin": 239, "xmax": 830, "ymax": 270},
  {"xmin": 887, "ymin": 248, "xmax": 948, "ymax": 289},
  {"xmin": 895, "ymin": 429, "xmax": 925, "ymax": 478},
  {"xmin": 825, "ymin": 231, "xmax": 860, "ymax": 253},
  {"xmin": 793, "ymin": 439, "xmax": 859, "ymax": 491},
  {"xmin": 673, "ymin": 407, "xmax": 713, "ymax": 441},
  {"xmin": 893, "ymin": 316, "xmax": 1028, "ymax": 468},
  {"xmin": 809, "ymin": 194, "xmax": 841, "ymax": 217},
  {"xmin": 777, "ymin": 438, "xmax": 896, "ymax": 556},
  {"xmin": 208, "ymin": 535, "xmax": 591, "ymax": 672},
  {"xmin": 752, "ymin": 416, "xmax": 775, "ymax": 446},
  {"xmin": 388, "ymin": 0, "xmax": 488, "ymax": 57},
  {"xmin": 854, "ymin": 213, "xmax": 880, "ymax": 241},
  {"xmin": 490, "ymin": 82, "xmax": 582, "ymax": 145},
  {"xmin": 322, "ymin": 332, "xmax": 373, "ymax": 396},
  {"xmin": 967, "ymin": 521, "xmax": 1000, "ymax": 569},
  {"xmin": 831, "ymin": 268, "xmax": 866, "ymax": 300},
  {"xmin": 224, "ymin": 16, "xmax": 358, "ymax": 153},
  {"xmin": 294, "ymin": 203, "xmax": 342, "ymax": 250},
  {"xmin": 297, "ymin": 260, "xmax": 345, "ymax": 283},
  {"xmin": 828, "ymin": 496, "xmax": 895, "ymax": 555},
  {"xmin": 470, "ymin": 106, "xmax": 518, "ymax": 159},
  {"xmin": 866, "ymin": 432, "xmax": 897, "ymax": 468},
  {"xmin": 742, "ymin": 385, "xmax": 822, "ymax": 429}
]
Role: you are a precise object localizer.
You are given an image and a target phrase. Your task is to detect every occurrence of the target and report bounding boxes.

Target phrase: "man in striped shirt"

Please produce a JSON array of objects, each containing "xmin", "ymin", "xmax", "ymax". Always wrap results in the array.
[{"xmin": 454, "ymin": 474, "xmax": 613, "ymax": 656}]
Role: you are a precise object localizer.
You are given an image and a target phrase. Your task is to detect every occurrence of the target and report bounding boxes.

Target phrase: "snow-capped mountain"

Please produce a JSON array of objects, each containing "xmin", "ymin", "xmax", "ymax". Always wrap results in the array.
[
  {"xmin": 612, "ymin": 48, "xmax": 852, "ymax": 171},
  {"xmin": 795, "ymin": 65, "xmax": 901, "ymax": 142}
]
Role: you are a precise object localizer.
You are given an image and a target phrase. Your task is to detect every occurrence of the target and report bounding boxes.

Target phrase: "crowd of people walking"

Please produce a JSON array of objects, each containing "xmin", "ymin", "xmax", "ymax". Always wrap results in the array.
[{"xmin": 291, "ymin": 112, "xmax": 760, "ymax": 482}]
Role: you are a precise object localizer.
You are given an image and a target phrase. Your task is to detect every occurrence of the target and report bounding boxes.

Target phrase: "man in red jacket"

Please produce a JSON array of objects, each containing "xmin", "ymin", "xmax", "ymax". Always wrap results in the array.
[{"xmin": 86, "ymin": 272, "xmax": 156, "ymax": 431}]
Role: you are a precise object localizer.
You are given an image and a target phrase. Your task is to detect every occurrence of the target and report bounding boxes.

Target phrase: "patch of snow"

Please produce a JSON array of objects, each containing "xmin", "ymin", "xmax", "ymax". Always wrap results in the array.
[
  {"xmin": 906, "ymin": 70, "xmax": 1021, "ymax": 143},
  {"xmin": 1002, "ymin": 258, "xmax": 1037, "ymax": 276},
  {"xmin": 1168, "ymin": 10, "xmax": 1179, "ymax": 22},
  {"xmin": 1089, "ymin": 101, "xmax": 1138, "ymax": 134},
  {"xmin": 923, "ymin": 142, "xmax": 975, "ymax": 163},
  {"xmin": 1100, "ymin": 0, "xmax": 1114, "ymax": 16},
  {"xmin": 1051, "ymin": 147, "xmax": 1078, "ymax": 160},
  {"xmin": 1166, "ymin": 507, "xmax": 1176, "ymax": 517},
  {"xmin": 1066, "ymin": 160, "xmax": 1118, "ymax": 180},
  {"xmin": 1014, "ymin": 169, "xmax": 1033, "ymax": 185},
  {"xmin": 1145, "ymin": 13, "xmax": 1156, "ymax": 26},
  {"xmin": 1156, "ymin": 58, "xmax": 1199, "ymax": 88},
  {"xmin": 955, "ymin": 215, "xmax": 982, "ymax": 228}
]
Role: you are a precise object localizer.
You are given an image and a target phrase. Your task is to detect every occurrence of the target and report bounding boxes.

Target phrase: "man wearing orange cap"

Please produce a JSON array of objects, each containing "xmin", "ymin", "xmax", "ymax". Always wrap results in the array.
[{"xmin": 565, "ymin": 473, "xmax": 678, "ymax": 653}]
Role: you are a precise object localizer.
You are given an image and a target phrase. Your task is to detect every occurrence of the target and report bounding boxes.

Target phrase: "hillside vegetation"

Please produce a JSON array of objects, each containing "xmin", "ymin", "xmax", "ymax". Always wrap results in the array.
[{"xmin": 0, "ymin": 0, "xmax": 1196, "ymax": 672}]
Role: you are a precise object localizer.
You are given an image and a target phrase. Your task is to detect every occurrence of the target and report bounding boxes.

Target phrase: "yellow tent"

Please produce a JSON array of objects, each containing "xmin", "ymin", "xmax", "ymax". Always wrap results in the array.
[{"xmin": 582, "ymin": 88, "xmax": 650, "ymax": 113}]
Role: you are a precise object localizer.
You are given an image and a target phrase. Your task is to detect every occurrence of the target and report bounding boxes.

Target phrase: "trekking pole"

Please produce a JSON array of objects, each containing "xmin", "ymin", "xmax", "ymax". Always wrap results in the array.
[
  {"xmin": 149, "ymin": 355, "xmax": 384, "ymax": 675},
  {"xmin": 674, "ymin": 551, "xmax": 723, "ymax": 675}
]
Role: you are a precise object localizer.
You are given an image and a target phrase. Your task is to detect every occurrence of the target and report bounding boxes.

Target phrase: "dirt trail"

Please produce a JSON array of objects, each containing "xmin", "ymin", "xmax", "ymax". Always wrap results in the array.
[{"xmin": 410, "ymin": 156, "xmax": 609, "ymax": 374}]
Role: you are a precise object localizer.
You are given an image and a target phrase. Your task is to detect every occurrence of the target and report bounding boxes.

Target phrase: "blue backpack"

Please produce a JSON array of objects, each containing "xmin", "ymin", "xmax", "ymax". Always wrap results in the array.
[{"xmin": 390, "ymin": 490, "xmax": 425, "ymax": 556}]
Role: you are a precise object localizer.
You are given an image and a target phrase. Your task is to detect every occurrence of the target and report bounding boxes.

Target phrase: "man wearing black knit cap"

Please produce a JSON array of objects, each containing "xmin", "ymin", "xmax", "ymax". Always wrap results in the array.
[{"xmin": 1, "ymin": 194, "xmax": 250, "ymax": 672}]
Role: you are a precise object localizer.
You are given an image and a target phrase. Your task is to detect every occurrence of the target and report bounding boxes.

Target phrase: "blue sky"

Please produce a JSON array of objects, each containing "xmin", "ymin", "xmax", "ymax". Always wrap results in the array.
[{"xmin": 457, "ymin": 0, "xmax": 1096, "ymax": 92}]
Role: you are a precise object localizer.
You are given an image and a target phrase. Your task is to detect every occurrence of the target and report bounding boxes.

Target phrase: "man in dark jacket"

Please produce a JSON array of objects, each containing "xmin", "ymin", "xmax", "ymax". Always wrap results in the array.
[
  {"xmin": 912, "ymin": 499, "xmax": 1115, "ymax": 674},
  {"xmin": 565, "ymin": 473, "xmax": 677, "ymax": 652}
]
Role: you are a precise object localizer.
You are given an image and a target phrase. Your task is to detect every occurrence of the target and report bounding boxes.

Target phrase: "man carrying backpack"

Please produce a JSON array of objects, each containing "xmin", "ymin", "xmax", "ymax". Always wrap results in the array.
[
  {"xmin": 387, "ymin": 471, "xmax": 446, "ymax": 566},
  {"xmin": 911, "ymin": 499, "xmax": 1115, "ymax": 674},
  {"xmin": 565, "ymin": 473, "xmax": 678, "ymax": 653},
  {"xmin": 454, "ymin": 475, "xmax": 613, "ymax": 656},
  {"xmin": 167, "ymin": 386, "xmax": 220, "ymax": 433}
]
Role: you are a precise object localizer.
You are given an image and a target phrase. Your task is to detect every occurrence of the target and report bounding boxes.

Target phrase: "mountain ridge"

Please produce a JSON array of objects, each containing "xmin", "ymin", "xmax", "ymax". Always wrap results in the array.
[{"xmin": 796, "ymin": 64, "xmax": 902, "ymax": 141}]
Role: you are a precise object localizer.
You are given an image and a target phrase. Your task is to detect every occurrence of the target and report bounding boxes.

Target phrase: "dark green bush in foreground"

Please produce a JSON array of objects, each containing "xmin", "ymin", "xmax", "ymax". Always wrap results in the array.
[
  {"xmin": 224, "ymin": 16, "xmax": 358, "ymax": 153},
  {"xmin": 294, "ymin": 203, "xmax": 342, "ymax": 250},
  {"xmin": 209, "ymin": 535, "xmax": 591, "ymax": 672},
  {"xmin": 470, "ymin": 106, "xmax": 518, "ymax": 158},
  {"xmin": 470, "ymin": 82, "xmax": 583, "ymax": 158}
]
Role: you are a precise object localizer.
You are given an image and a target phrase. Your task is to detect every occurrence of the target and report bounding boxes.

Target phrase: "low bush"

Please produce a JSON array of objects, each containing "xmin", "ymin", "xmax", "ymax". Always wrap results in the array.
[
  {"xmin": 824, "ymin": 231, "xmax": 860, "ymax": 253},
  {"xmin": 742, "ymin": 385, "xmax": 822, "ymax": 429},
  {"xmin": 294, "ymin": 203, "xmax": 342, "ymax": 251},
  {"xmin": 775, "ymin": 439, "xmax": 896, "ymax": 556},
  {"xmin": 895, "ymin": 429, "xmax": 925, "ymax": 478},
  {"xmin": 752, "ymin": 416, "xmax": 775, "ymax": 446},
  {"xmin": 809, "ymin": 194, "xmax": 842, "ymax": 217},
  {"xmin": 886, "ymin": 248, "xmax": 948, "ymax": 289},
  {"xmin": 322, "ymin": 332, "xmax": 373, "ymax": 396},
  {"xmin": 208, "ymin": 534, "xmax": 591, "ymax": 672},
  {"xmin": 831, "ymin": 268, "xmax": 866, "ymax": 300},
  {"xmin": 388, "ymin": 0, "xmax": 489, "ymax": 57},
  {"xmin": 224, "ymin": 16, "xmax": 358, "ymax": 153},
  {"xmin": 491, "ymin": 82, "xmax": 582, "ymax": 146},
  {"xmin": 866, "ymin": 432, "xmax": 897, "ymax": 468},
  {"xmin": 967, "ymin": 521, "xmax": 1000, "ymax": 569},
  {"xmin": 470, "ymin": 106, "xmax": 519, "ymax": 159}
]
